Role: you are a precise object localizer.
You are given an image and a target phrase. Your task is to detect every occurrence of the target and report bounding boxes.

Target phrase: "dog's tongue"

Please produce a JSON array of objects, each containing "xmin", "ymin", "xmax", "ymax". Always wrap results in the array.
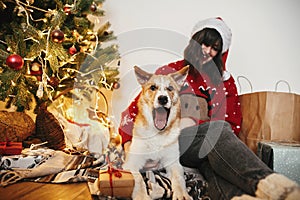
[{"xmin": 154, "ymin": 107, "xmax": 168, "ymax": 130}]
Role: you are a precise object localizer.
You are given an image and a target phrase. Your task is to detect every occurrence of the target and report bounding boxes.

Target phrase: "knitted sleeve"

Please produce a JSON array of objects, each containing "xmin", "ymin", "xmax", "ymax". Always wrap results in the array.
[
  {"xmin": 118, "ymin": 94, "xmax": 140, "ymax": 145},
  {"xmin": 224, "ymin": 76, "xmax": 242, "ymax": 135},
  {"xmin": 212, "ymin": 76, "xmax": 242, "ymax": 135}
]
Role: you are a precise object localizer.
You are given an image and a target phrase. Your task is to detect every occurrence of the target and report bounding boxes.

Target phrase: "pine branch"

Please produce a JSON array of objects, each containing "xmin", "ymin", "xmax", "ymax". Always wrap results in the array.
[
  {"xmin": 13, "ymin": 77, "xmax": 33, "ymax": 110},
  {"xmin": 0, "ymin": 49, "xmax": 9, "ymax": 62},
  {"xmin": 47, "ymin": 42, "xmax": 70, "ymax": 72},
  {"xmin": 0, "ymin": 0, "xmax": 120, "ymax": 110},
  {"xmin": 50, "ymin": 9, "xmax": 66, "ymax": 29}
]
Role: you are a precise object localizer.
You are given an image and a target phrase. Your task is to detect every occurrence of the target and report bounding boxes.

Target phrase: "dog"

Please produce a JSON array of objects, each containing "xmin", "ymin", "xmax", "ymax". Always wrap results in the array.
[{"xmin": 122, "ymin": 65, "xmax": 192, "ymax": 200}]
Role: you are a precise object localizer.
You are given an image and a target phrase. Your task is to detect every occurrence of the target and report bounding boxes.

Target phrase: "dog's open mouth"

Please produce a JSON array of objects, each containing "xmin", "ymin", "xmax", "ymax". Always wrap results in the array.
[{"xmin": 153, "ymin": 107, "xmax": 170, "ymax": 131}]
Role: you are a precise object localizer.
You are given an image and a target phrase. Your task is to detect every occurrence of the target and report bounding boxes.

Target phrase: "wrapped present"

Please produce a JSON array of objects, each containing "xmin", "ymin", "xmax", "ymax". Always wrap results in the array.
[
  {"xmin": 0, "ymin": 142, "xmax": 22, "ymax": 155},
  {"xmin": 258, "ymin": 141, "xmax": 300, "ymax": 184},
  {"xmin": 98, "ymin": 166, "xmax": 134, "ymax": 198}
]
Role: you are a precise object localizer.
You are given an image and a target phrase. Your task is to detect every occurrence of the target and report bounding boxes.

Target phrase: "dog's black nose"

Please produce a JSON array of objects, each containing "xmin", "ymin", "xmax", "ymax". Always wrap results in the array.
[{"xmin": 158, "ymin": 95, "xmax": 168, "ymax": 105}]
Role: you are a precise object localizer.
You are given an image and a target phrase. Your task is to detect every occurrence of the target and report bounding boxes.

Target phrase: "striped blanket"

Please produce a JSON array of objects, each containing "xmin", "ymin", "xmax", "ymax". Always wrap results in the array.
[{"xmin": 0, "ymin": 146, "xmax": 209, "ymax": 199}]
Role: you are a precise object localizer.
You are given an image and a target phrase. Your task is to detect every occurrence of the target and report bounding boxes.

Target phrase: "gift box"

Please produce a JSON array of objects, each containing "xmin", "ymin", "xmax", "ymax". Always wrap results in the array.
[
  {"xmin": 257, "ymin": 141, "xmax": 300, "ymax": 184},
  {"xmin": 98, "ymin": 167, "xmax": 134, "ymax": 198},
  {"xmin": 0, "ymin": 142, "xmax": 22, "ymax": 155}
]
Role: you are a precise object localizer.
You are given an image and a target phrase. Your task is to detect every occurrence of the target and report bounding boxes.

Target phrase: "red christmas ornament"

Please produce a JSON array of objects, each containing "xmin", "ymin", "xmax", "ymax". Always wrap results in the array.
[
  {"xmin": 51, "ymin": 29, "xmax": 64, "ymax": 43},
  {"xmin": 69, "ymin": 46, "xmax": 77, "ymax": 55},
  {"xmin": 90, "ymin": 3, "xmax": 97, "ymax": 12},
  {"xmin": 6, "ymin": 54, "xmax": 24, "ymax": 70},
  {"xmin": 113, "ymin": 82, "xmax": 120, "ymax": 89},
  {"xmin": 63, "ymin": 6, "xmax": 72, "ymax": 15}
]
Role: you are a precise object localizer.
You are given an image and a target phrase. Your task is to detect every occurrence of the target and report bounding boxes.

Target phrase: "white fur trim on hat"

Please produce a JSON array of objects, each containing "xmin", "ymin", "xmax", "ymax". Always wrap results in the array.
[
  {"xmin": 191, "ymin": 17, "xmax": 232, "ymax": 53},
  {"xmin": 222, "ymin": 70, "xmax": 231, "ymax": 81}
]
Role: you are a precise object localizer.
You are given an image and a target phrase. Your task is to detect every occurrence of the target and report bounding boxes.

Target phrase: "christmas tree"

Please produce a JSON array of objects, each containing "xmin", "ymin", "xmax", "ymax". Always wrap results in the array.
[{"xmin": 0, "ymin": 0, "xmax": 120, "ymax": 114}]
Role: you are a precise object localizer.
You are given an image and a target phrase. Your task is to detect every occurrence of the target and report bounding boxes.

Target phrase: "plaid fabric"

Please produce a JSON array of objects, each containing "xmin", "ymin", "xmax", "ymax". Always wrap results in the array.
[
  {"xmin": 0, "ymin": 148, "xmax": 105, "ymax": 186},
  {"xmin": 1, "ymin": 146, "xmax": 210, "ymax": 199}
]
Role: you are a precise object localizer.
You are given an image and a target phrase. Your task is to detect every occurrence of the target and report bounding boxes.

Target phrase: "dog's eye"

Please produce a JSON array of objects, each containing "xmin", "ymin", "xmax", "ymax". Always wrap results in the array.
[
  {"xmin": 167, "ymin": 86, "xmax": 174, "ymax": 91},
  {"xmin": 150, "ymin": 85, "xmax": 157, "ymax": 91}
]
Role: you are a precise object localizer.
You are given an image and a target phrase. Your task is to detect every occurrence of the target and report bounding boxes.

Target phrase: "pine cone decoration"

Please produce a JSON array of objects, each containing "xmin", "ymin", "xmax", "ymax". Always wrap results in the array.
[
  {"xmin": 35, "ymin": 104, "xmax": 66, "ymax": 150},
  {"xmin": 0, "ymin": 111, "xmax": 35, "ymax": 142}
]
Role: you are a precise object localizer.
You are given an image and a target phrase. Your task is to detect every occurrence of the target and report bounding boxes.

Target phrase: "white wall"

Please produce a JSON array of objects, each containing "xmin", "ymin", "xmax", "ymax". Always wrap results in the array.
[{"xmin": 100, "ymin": 0, "xmax": 300, "ymax": 124}]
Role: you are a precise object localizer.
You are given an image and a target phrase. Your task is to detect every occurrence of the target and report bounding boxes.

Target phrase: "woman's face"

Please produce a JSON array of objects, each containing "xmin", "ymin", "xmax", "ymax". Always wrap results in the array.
[{"xmin": 201, "ymin": 43, "xmax": 219, "ymax": 64}]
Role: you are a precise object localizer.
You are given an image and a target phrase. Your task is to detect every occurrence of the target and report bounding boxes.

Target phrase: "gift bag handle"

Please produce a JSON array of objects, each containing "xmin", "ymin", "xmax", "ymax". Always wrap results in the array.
[
  {"xmin": 237, "ymin": 76, "xmax": 253, "ymax": 94},
  {"xmin": 275, "ymin": 80, "xmax": 291, "ymax": 93}
]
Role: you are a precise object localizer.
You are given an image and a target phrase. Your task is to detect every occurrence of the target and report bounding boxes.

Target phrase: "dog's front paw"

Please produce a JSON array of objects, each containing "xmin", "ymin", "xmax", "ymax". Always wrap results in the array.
[
  {"xmin": 131, "ymin": 172, "xmax": 152, "ymax": 200},
  {"xmin": 172, "ymin": 190, "xmax": 192, "ymax": 200}
]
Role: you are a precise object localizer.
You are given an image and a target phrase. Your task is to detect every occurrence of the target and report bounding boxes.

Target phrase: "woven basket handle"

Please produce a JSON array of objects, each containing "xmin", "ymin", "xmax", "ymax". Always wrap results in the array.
[
  {"xmin": 237, "ymin": 75, "xmax": 253, "ymax": 94},
  {"xmin": 275, "ymin": 80, "xmax": 291, "ymax": 93}
]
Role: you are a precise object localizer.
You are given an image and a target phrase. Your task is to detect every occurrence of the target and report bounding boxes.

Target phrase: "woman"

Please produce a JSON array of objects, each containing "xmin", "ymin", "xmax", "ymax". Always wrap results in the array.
[{"xmin": 119, "ymin": 17, "xmax": 299, "ymax": 199}]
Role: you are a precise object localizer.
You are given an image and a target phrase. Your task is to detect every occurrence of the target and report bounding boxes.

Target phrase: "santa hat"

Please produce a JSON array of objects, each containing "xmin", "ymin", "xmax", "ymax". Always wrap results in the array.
[{"xmin": 191, "ymin": 17, "xmax": 232, "ymax": 54}]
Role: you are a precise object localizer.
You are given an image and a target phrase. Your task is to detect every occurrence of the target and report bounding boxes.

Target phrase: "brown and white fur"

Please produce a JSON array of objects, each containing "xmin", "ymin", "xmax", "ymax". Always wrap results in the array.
[{"xmin": 122, "ymin": 65, "xmax": 192, "ymax": 200}]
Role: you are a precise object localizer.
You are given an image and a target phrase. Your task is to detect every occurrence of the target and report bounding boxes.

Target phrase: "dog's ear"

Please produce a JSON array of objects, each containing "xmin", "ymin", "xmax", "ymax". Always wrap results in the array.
[
  {"xmin": 134, "ymin": 66, "xmax": 153, "ymax": 85},
  {"xmin": 170, "ymin": 65, "xmax": 189, "ymax": 87}
]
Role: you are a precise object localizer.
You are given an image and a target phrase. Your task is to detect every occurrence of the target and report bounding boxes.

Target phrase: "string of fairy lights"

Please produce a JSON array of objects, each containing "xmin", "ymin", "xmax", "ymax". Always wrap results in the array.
[{"xmin": 1, "ymin": 0, "xmax": 120, "ymax": 133}]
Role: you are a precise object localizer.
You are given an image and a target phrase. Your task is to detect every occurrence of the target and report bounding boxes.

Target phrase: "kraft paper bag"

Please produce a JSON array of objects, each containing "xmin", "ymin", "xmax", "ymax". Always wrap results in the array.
[{"xmin": 237, "ymin": 78, "xmax": 300, "ymax": 153}]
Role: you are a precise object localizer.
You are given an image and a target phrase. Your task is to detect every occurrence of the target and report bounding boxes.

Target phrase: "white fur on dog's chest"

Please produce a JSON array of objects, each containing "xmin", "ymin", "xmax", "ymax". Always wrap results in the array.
[{"xmin": 129, "ymin": 126, "xmax": 181, "ymax": 166}]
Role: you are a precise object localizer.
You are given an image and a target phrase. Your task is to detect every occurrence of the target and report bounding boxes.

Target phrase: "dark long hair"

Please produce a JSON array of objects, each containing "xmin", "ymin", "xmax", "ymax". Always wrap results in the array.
[{"xmin": 184, "ymin": 28, "xmax": 223, "ymax": 85}]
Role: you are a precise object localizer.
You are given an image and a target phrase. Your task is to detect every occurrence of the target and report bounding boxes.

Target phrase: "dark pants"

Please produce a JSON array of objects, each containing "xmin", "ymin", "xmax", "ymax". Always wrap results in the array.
[{"xmin": 179, "ymin": 120, "xmax": 273, "ymax": 200}]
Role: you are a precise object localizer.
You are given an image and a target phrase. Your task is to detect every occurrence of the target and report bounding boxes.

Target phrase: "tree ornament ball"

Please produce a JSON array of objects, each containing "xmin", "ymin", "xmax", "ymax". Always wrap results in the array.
[
  {"xmin": 113, "ymin": 82, "xmax": 120, "ymax": 89},
  {"xmin": 90, "ymin": 3, "xmax": 97, "ymax": 12},
  {"xmin": 6, "ymin": 54, "xmax": 24, "ymax": 70},
  {"xmin": 51, "ymin": 29, "xmax": 64, "ymax": 43},
  {"xmin": 63, "ymin": 6, "xmax": 72, "ymax": 15},
  {"xmin": 69, "ymin": 46, "xmax": 77, "ymax": 55}
]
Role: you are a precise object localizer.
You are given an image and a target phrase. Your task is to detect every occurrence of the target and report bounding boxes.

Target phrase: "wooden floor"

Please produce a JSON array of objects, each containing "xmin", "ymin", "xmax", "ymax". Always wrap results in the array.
[{"xmin": 0, "ymin": 181, "xmax": 95, "ymax": 200}]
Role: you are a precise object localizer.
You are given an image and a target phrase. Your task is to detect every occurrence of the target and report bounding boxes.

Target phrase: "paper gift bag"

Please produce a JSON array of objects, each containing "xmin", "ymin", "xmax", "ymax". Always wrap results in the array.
[
  {"xmin": 98, "ymin": 167, "xmax": 134, "ymax": 198},
  {"xmin": 238, "ymin": 78, "xmax": 300, "ymax": 153}
]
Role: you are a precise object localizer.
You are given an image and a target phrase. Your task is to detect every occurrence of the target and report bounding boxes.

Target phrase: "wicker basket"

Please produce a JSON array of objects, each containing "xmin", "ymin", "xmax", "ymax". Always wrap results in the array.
[
  {"xmin": 34, "ymin": 104, "xmax": 66, "ymax": 150},
  {"xmin": 0, "ymin": 111, "xmax": 35, "ymax": 142}
]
